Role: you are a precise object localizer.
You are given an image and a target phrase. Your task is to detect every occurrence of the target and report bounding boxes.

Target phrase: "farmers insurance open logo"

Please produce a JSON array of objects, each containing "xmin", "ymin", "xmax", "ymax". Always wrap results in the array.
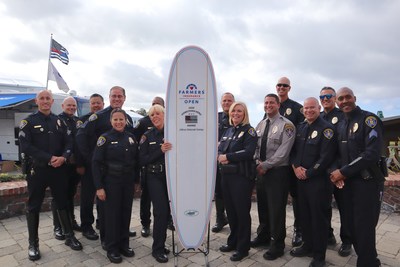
[{"xmin": 178, "ymin": 84, "xmax": 205, "ymax": 99}]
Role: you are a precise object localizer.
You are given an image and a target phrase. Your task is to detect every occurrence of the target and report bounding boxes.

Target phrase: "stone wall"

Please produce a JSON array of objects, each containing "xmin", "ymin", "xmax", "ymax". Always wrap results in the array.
[{"xmin": 1, "ymin": 176, "xmax": 400, "ymax": 220}]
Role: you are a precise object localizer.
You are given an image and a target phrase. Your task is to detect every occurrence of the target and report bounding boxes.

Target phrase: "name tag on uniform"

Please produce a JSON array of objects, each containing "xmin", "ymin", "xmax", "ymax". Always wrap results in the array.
[
  {"xmin": 111, "ymin": 141, "xmax": 118, "ymax": 144},
  {"xmin": 149, "ymin": 142, "xmax": 156, "ymax": 145},
  {"xmin": 34, "ymin": 125, "xmax": 42, "ymax": 128}
]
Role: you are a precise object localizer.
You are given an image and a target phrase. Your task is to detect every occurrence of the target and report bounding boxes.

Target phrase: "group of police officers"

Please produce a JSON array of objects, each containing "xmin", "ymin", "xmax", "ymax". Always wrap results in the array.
[{"xmin": 19, "ymin": 77, "xmax": 385, "ymax": 267}]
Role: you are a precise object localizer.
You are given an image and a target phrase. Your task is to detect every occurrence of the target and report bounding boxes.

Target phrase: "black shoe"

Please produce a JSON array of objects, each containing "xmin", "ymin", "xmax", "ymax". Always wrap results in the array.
[
  {"xmin": 152, "ymin": 252, "xmax": 168, "ymax": 263},
  {"xmin": 230, "ymin": 251, "xmax": 249, "ymax": 261},
  {"xmin": 309, "ymin": 259, "xmax": 326, "ymax": 267},
  {"xmin": 327, "ymin": 235, "xmax": 337, "ymax": 246},
  {"xmin": 72, "ymin": 220, "xmax": 82, "ymax": 232},
  {"xmin": 28, "ymin": 244, "xmax": 41, "ymax": 261},
  {"xmin": 250, "ymin": 236, "xmax": 270, "ymax": 248},
  {"xmin": 292, "ymin": 229, "xmax": 303, "ymax": 247},
  {"xmin": 120, "ymin": 247, "xmax": 135, "ymax": 257},
  {"xmin": 82, "ymin": 228, "xmax": 99, "ymax": 240},
  {"xmin": 290, "ymin": 245, "xmax": 312, "ymax": 257},
  {"xmin": 164, "ymin": 247, "xmax": 170, "ymax": 254},
  {"xmin": 129, "ymin": 230, "xmax": 137, "ymax": 237},
  {"xmin": 54, "ymin": 226, "xmax": 65, "ymax": 240},
  {"xmin": 219, "ymin": 244, "xmax": 235, "ymax": 252},
  {"xmin": 338, "ymin": 243, "xmax": 351, "ymax": 257},
  {"xmin": 107, "ymin": 251, "xmax": 122, "ymax": 263},
  {"xmin": 141, "ymin": 226, "xmax": 150, "ymax": 237},
  {"xmin": 263, "ymin": 249, "xmax": 284, "ymax": 260},
  {"xmin": 211, "ymin": 220, "xmax": 228, "ymax": 233},
  {"xmin": 65, "ymin": 235, "xmax": 83, "ymax": 251}
]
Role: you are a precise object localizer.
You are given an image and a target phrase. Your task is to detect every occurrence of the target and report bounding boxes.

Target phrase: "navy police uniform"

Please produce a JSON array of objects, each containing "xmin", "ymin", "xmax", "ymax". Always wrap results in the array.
[
  {"xmin": 279, "ymin": 98, "xmax": 305, "ymax": 241},
  {"xmin": 134, "ymin": 115, "xmax": 154, "ymax": 230},
  {"xmin": 336, "ymin": 106, "xmax": 384, "ymax": 267},
  {"xmin": 76, "ymin": 112, "xmax": 98, "ymax": 233},
  {"xmin": 213, "ymin": 111, "xmax": 231, "ymax": 230},
  {"xmin": 19, "ymin": 110, "xmax": 82, "ymax": 258},
  {"xmin": 218, "ymin": 123, "xmax": 257, "ymax": 255},
  {"xmin": 92, "ymin": 129, "xmax": 139, "ymax": 254},
  {"xmin": 291, "ymin": 117, "xmax": 336, "ymax": 262},
  {"xmin": 76, "ymin": 106, "xmax": 135, "ymax": 241},
  {"xmin": 320, "ymin": 108, "xmax": 352, "ymax": 247},
  {"xmin": 139, "ymin": 127, "xmax": 169, "ymax": 257},
  {"xmin": 56, "ymin": 112, "xmax": 81, "ymax": 228}
]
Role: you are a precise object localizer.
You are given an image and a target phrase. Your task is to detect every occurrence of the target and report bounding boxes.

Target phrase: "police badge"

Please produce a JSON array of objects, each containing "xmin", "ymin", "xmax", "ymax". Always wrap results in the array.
[
  {"xmin": 129, "ymin": 137, "xmax": 134, "ymax": 144},
  {"xmin": 352, "ymin": 123, "xmax": 359, "ymax": 133},
  {"xmin": 311, "ymin": 130, "xmax": 318, "ymax": 139}
]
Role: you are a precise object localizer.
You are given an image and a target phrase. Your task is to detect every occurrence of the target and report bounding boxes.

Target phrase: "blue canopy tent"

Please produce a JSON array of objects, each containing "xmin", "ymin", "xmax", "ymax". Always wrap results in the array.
[{"xmin": 0, "ymin": 93, "xmax": 36, "ymax": 109}]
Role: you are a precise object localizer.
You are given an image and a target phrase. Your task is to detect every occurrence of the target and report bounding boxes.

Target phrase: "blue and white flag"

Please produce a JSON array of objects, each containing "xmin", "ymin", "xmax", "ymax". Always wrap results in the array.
[{"xmin": 48, "ymin": 61, "xmax": 70, "ymax": 92}]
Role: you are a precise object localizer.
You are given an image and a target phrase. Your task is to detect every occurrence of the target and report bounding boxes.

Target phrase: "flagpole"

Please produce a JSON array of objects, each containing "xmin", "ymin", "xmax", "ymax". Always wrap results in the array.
[{"xmin": 46, "ymin": 34, "xmax": 53, "ymax": 89}]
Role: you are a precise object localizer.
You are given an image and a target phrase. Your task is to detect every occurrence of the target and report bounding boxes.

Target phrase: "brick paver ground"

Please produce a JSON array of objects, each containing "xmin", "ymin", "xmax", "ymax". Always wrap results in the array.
[{"xmin": 1, "ymin": 200, "xmax": 399, "ymax": 266}]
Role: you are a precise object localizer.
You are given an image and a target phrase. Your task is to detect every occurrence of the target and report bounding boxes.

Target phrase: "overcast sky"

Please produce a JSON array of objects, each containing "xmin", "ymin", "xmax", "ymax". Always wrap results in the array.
[{"xmin": 1, "ymin": 0, "xmax": 399, "ymax": 125}]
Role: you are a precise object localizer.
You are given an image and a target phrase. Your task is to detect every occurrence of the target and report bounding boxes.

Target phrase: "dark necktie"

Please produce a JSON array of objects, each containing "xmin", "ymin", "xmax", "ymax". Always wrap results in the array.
[{"xmin": 259, "ymin": 119, "xmax": 270, "ymax": 161}]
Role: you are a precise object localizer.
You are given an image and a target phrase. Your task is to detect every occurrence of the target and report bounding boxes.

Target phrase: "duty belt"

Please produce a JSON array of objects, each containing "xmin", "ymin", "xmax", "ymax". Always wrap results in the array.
[{"xmin": 147, "ymin": 164, "xmax": 164, "ymax": 174}]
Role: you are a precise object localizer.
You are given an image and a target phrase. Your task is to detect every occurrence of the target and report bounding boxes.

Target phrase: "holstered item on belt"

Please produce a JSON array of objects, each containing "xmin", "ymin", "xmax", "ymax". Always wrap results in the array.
[
  {"xmin": 360, "ymin": 160, "xmax": 385, "ymax": 181},
  {"xmin": 146, "ymin": 164, "xmax": 164, "ymax": 174},
  {"xmin": 379, "ymin": 156, "xmax": 388, "ymax": 177},
  {"xmin": 21, "ymin": 153, "xmax": 33, "ymax": 175},
  {"xmin": 218, "ymin": 163, "xmax": 239, "ymax": 174},
  {"xmin": 239, "ymin": 160, "xmax": 257, "ymax": 181}
]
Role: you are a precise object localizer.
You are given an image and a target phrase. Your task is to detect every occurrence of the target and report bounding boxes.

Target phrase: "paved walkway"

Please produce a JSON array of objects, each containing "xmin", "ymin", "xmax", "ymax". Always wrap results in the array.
[{"xmin": 1, "ymin": 201, "xmax": 399, "ymax": 266}]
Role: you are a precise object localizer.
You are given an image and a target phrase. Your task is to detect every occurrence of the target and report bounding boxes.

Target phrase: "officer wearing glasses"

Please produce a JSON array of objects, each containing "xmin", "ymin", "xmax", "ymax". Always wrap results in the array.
[
  {"xmin": 319, "ymin": 87, "xmax": 352, "ymax": 256},
  {"xmin": 276, "ymin": 77, "xmax": 305, "ymax": 248}
]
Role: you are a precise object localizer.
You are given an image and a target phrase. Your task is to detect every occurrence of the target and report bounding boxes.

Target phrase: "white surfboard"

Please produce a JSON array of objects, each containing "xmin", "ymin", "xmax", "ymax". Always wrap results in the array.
[{"xmin": 165, "ymin": 46, "xmax": 218, "ymax": 250}]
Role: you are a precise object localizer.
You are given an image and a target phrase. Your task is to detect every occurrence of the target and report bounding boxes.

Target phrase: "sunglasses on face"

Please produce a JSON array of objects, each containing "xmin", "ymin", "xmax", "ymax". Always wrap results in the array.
[
  {"xmin": 276, "ymin": 84, "xmax": 289, "ymax": 88},
  {"xmin": 319, "ymin": 94, "xmax": 335, "ymax": 100}
]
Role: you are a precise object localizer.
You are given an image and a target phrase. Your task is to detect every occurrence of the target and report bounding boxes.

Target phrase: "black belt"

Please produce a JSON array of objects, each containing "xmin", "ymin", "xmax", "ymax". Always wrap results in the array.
[{"xmin": 147, "ymin": 164, "xmax": 164, "ymax": 174}]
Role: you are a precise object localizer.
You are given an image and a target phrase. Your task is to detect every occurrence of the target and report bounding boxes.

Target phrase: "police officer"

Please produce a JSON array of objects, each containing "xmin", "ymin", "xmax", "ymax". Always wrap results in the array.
[
  {"xmin": 139, "ymin": 104, "xmax": 171, "ymax": 263},
  {"xmin": 134, "ymin": 96, "xmax": 165, "ymax": 238},
  {"xmin": 330, "ymin": 87, "xmax": 384, "ymax": 267},
  {"xmin": 290, "ymin": 97, "xmax": 336, "ymax": 267},
  {"xmin": 212, "ymin": 92, "xmax": 235, "ymax": 233},
  {"xmin": 252, "ymin": 94, "xmax": 296, "ymax": 261},
  {"xmin": 76, "ymin": 86, "xmax": 136, "ymax": 247},
  {"xmin": 76, "ymin": 93, "xmax": 104, "ymax": 240},
  {"xmin": 275, "ymin": 76, "xmax": 305, "ymax": 247},
  {"xmin": 218, "ymin": 102, "xmax": 257, "ymax": 262},
  {"xmin": 19, "ymin": 90, "xmax": 82, "ymax": 261},
  {"xmin": 50, "ymin": 97, "xmax": 81, "ymax": 241},
  {"xmin": 319, "ymin": 87, "xmax": 352, "ymax": 255},
  {"xmin": 92, "ymin": 108, "xmax": 139, "ymax": 264}
]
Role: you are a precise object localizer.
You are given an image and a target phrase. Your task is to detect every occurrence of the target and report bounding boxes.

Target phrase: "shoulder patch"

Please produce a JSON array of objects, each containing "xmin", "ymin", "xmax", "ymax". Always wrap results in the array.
[
  {"xmin": 365, "ymin": 116, "xmax": 377, "ymax": 128},
  {"xmin": 89, "ymin": 114, "xmax": 98, "ymax": 122},
  {"xmin": 139, "ymin": 135, "xmax": 147, "ymax": 145},
  {"xmin": 76, "ymin": 120, "xmax": 83, "ymax": 128},
  {"xmin": 284, "ymin": 124, "xmax": 295, "ymax": 138},
  {"xmin": 323, "ymin": 128, "xmax": 334, "ymax": 139},
  {"xmin": 248, "ymin": 128, "xmax": 256, "ymax": 137},
  {"xmin": 97, "ymin": 136, "xmax": 106, "ymax": 146},
  {"xmin": 20, "ymin": 120, "xmax": 28, "ymax": 129}
]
